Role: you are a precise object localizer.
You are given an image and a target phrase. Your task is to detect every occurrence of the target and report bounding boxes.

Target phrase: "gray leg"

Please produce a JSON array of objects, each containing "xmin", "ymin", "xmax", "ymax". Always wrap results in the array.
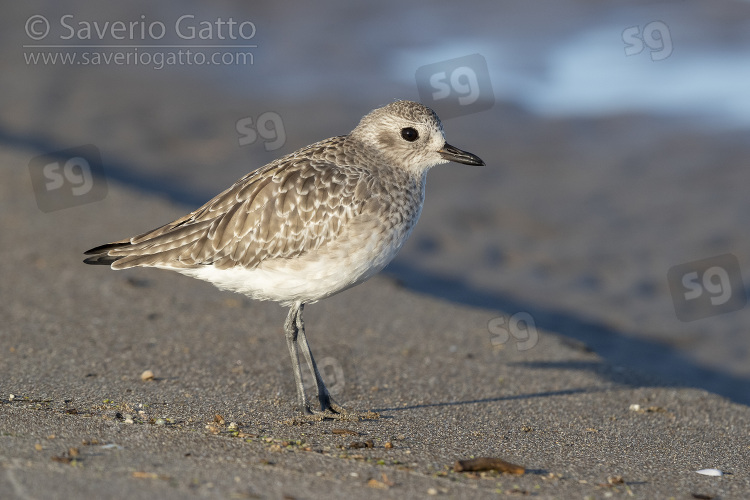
[
  {"xmin": 295, "ymin": 304, "xmax": 345, "ymax": 413},
  {"xmin": 283, "ymin": 302, "xmax": 379, "ymax": 422},
  {"xmin": 284, "ymin": 302, "xmax": 310, "ymax": 412}
]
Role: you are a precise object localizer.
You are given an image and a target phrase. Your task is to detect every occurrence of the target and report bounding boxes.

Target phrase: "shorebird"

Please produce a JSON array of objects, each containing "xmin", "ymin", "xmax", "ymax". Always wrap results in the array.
[{"xmin": 84, "ymin": 100, "xmax": 484, "ymax": 419}]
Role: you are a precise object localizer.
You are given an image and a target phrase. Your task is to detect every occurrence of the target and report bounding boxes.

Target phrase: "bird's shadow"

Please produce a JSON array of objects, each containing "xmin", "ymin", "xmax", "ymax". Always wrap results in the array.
[
  {"xmin": 372, "ymin": 387, "xmax": 597, "ymax": 413},
  {"xmin": 384, "ymin": 260, "xmax": 750, "ymax": 407}
]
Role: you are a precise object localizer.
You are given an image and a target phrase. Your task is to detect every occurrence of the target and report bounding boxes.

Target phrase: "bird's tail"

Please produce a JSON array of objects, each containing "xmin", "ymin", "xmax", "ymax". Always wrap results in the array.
[{"xmin": 83, "ymin": 241, "xmax": 132, "ymax": 266}]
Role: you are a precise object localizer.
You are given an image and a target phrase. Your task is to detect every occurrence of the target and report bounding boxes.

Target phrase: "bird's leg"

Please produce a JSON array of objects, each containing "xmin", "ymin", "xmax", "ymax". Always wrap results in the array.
[
  {"xmin": 294, "ymin": 304, "xmax": 345, "ymax": 414},
  {"xmin": 284, "ymin": 302, "xmax": 310, "ymax": 413},
  {"xmin": 284, "ymin": 304, "xmax": 378, "ymax": 422}
]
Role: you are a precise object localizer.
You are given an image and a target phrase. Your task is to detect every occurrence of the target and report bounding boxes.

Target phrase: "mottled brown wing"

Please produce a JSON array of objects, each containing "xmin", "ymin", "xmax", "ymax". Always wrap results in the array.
[{"xmin": 85, "ymin": 137, "xmax": 369, "ymax": 270}]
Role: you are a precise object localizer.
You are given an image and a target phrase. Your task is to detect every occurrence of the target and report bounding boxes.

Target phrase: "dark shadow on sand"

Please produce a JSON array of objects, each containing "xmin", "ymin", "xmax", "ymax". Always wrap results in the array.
[
  {"xmin": 2, "ymin": 127, "xmax": 212, "ymax": 207},
  {"xmin": 372, "ymin": 387, "xmax": 598, "ymax": 413},
  {"xmin": 384, "ymin": 260, "xmax": 750, "ymax": 407}
]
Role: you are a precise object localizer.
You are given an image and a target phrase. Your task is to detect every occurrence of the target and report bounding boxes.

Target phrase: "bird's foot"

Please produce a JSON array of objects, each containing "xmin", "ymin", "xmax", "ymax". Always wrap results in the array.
[{"xmin": 284, "ymin": 401, "xmax": 379, "ymax": 424}]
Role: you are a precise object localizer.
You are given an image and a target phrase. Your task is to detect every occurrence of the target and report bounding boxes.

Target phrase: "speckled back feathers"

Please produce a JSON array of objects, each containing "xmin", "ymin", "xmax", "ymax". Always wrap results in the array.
[{"xmin": 84, "ymin": 101, "xmax": 445, "ymax": 273}]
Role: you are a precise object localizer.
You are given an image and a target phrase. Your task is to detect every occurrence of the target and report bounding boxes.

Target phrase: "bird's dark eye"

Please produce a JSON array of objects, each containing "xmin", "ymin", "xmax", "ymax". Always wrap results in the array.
[{"xmin": 401, "ymin": 127, "xmax": 419, "ymax": 142}]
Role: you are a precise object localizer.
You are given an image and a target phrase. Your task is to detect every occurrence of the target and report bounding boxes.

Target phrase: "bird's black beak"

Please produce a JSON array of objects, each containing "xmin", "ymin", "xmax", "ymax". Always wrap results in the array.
[{"xmin": 439, "ymin": 143, "xmax": 485, "ymax": 166}]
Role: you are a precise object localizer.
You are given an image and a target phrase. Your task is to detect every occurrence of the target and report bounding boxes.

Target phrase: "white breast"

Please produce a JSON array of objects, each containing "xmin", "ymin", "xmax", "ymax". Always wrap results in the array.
[{"xmin": 173, "ymin": 211, "xmax": 417, "ymax": 306}]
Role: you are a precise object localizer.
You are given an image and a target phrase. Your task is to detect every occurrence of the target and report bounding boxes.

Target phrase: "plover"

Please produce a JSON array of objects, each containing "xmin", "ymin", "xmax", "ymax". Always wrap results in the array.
[{"xmin": 84, "ymin": 100, "xmax": 484, "ymax": 419}]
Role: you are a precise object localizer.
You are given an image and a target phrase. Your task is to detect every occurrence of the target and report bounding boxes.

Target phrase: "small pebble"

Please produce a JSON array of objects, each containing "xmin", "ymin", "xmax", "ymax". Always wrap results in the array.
[
  {"xmin": 349, "ymin": 440, "xmax": 374, "ymax": 449},
  {"xmin": 155, "ymin": 418, "xmax": 167, "ymax": 426},
  {"xmin": 629, "ymin": 404, "xmax": 641, "ymax": 411},
  {"xmin": 9, "ymin": 394, "xmax": 15, "ymax": 401},
  {"xmin": 100, "ymin": 444, "xmax": 123, "ymax": 450},
  {"xmin": 427, "ymin": 488, "xmax": 438, "ymax": 495},
  {"xmin": 140, "ymin": 370, "xmax": 155, "ymax": 381},
  {"xmin": 228, "ymin": 422, "xmax": 238, "ymax": 430},
  {"xmin": 696, "ymin": 468, "xmax": 723, "ymax": 476}
]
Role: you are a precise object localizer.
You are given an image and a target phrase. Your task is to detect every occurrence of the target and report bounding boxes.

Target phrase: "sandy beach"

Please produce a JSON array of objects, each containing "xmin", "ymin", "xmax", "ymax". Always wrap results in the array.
[{"xmin": 2, "ymin": 1, "xmax": 749, "ymax": 498}]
